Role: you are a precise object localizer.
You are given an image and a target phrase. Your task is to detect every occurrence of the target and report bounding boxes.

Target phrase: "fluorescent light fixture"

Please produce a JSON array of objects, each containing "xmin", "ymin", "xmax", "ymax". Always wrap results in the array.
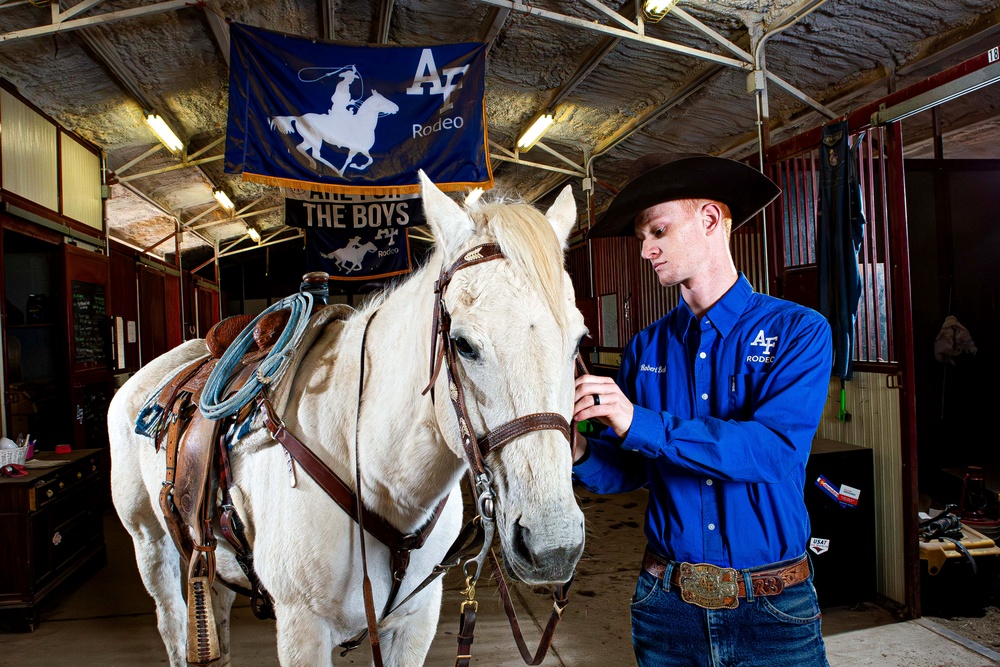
[
  {"xmin": 517, "ymin": 113, "xmax": 555, "ymax": 151},
  {"xmin": 246, "ymin": 224, "xmax": 261, "ymax": 243},
  {"xmin": 643, "ymin": 0, "xmax": 680, "ymax": 22},
  {"xmin": 144, "ymin": 113, "xmax": 183, "ymax": 153},
  {"xmin": 213, "ymin": 188, "xmax": 235, "ymax": 211}
]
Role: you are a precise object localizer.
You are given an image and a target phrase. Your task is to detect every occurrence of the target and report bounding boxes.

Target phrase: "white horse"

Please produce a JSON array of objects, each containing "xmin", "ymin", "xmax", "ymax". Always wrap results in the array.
[
  {"xmin": 270, "ymin": 89, "xmax": 399, "ymax": 176},
  {"xmin": 108, "ymin": 172, "xmax": 587, "ymax": 667},
  {"xmin": 324, "ymin": 240, "xmax": 377, "ymax": 273}
]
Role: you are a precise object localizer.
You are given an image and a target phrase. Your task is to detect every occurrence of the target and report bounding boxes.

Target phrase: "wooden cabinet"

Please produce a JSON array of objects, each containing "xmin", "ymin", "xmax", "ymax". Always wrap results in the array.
[{"xmin": 0, "ymin": 448, "xmax": 107, "ymax": 631}]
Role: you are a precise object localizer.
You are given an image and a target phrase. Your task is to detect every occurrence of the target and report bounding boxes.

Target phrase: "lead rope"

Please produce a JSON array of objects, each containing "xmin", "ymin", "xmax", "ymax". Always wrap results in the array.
[{"xmin": 354, "ymin": 310, "xmax": 385, "ymax": 667}]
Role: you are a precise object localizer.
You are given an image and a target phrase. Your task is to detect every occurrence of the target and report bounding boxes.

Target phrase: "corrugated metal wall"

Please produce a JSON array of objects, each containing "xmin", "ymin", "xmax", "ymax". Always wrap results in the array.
[
  {"xmin": 0, "ymin": 89, "xmax": 58, "ymax": 212},
  {"xmin": 816, "ymin": 372, "xmax": 905, "ymax": 604},
  {"xmin": 60, "ymin": 135, "xmax": 103, "ymax": 231}
]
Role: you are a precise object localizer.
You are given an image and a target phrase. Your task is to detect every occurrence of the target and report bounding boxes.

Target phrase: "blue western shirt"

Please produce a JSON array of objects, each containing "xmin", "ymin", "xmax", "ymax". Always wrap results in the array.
[{"xmin": 573, "ymin": 274, "xmax": 833, "ymax": 570}]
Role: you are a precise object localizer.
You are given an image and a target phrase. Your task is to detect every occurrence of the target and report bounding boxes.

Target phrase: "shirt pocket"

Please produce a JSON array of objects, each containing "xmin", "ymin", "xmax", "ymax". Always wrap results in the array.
[{"xmin": 728, "ymin": 371, "xmax": 771, "ymax": 420}]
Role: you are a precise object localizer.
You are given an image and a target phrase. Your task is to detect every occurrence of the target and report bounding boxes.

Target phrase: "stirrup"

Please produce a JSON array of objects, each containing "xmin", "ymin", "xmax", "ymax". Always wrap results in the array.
[{"xmin": 186, "ymin": 575, "xmax": 221, "ymax": 665}]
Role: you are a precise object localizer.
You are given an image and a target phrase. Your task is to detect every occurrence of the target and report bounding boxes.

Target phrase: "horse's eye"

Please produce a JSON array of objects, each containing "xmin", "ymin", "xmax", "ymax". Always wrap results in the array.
[{"xmin": 452, "ymin": 336, "xmax": 478, "ymax": 360}]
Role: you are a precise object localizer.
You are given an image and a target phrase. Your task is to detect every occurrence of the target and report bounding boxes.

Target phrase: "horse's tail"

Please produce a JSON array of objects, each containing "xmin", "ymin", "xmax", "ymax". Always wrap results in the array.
[{"xmin": 269, "ymin": 116, "xmax": 297, "ymax": 135}]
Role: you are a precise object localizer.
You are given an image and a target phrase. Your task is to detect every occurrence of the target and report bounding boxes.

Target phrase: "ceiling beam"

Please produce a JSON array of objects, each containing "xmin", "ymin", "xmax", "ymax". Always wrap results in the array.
[
  {"xmin": 898, "ymin": 6, "xmax": 1000, "ymax": 77},
  {"xmin": 374, "ymin": 0, "xmax": 395, "ymax": 44},
  {"xmin": 478, "ymin": 0, "xmax": 750, "ymax": 70},
  {"xmin": 75, "ymin": 27, "xmax": 158, "ymax": 111},
  {"xmin": 0, "ymin": 0, "xmax": 193, "ymax": 43},
  {"xmin": 321, "ymin": 0, "xmax": 336, "ymax": 39},
  {"xmin": 118, "ymin": 154, "xmax": 224, "ymax": 182},
  {"xmin": 478, "ymin": 6, "xmax": 509, "ymax": 47},
  {"xmin": 203, "ymin": 1, "xmax": 230, "ymax": 67}
]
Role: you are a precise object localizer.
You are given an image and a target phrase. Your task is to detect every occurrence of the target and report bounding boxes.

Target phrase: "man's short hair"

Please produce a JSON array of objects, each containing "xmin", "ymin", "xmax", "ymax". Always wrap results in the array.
[{"xmin": 677, "ymin": 198, "xmax": 734, "ymax": 240}]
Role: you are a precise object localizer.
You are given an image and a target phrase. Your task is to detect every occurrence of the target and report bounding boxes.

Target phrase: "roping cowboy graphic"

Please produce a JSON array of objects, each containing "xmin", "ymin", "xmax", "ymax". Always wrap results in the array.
[
  {"xmin": 269, "ymin": 65, "xmax": 399, "ymax": 177},
  {"xmin": 321, "ymin": 236, "xmax": 377, "ymax": 274}
]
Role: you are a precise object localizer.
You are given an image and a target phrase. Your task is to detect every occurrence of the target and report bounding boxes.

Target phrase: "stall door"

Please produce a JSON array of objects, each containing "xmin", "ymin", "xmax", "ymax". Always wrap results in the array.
[{"xmin": 64, "ymin": 244, "xmax": 112, "ymax": 450}]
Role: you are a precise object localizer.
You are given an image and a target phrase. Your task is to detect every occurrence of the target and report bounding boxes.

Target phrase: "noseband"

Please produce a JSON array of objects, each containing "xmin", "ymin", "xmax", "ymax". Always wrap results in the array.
[{"xmin": 423, "ymin": 243, "xmax": 573, "ymax": 510}]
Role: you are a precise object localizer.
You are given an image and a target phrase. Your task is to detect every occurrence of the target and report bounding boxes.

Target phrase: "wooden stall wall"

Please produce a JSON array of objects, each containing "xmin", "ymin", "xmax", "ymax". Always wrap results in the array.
[{"xmin": 108, "ymin": 245, "xmax": 140, "ymax": 374}]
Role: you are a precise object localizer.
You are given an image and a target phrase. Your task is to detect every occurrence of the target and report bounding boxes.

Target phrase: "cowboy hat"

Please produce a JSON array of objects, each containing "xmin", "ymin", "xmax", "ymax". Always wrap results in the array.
[{"xmin": 588, "ymin": 154, "xmax": 781, "ymax": 239}]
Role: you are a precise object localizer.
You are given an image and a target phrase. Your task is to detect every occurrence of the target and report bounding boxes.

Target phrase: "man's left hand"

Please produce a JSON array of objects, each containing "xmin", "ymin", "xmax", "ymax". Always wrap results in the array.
[{"xmin": 573, "ymin": 374, "xmax": 634, "ymax": 438}]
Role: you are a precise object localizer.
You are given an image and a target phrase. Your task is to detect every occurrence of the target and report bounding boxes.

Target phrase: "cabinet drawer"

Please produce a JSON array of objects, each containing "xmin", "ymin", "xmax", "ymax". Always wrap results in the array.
[
  {"xmin": 30, "ymin": 483, "xmax": 101, "ymax": 588},
  {"xmin": 30, "ymin": 454, "xmax": 100, "ymax": 510}
]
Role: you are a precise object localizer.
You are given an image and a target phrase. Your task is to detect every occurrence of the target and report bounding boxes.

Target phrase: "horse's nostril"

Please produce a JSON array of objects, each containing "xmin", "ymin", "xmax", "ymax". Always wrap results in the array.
[{"xmin": 512, "ymin": 518, "xmax": 535, "ymax": 566}]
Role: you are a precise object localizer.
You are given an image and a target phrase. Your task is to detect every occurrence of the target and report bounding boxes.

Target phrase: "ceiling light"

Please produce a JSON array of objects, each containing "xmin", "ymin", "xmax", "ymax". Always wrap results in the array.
[
  {"xmin": 246, "ymin": 224, "xmax": 261, "ymax": 243},
  {"xmin": 144, "ymin": 113, "xmax": 183, "ymax": 153},
  {"xmin": 517, "ymin": 113, "xmax": 554, "ymax": 151},
  {"xmin": 643, "ymin": 0, "xmax": 680, "ymax": 22},
  {"xmin": 213, "ymin": 188, "xmax": 235, "ymax": 211}
]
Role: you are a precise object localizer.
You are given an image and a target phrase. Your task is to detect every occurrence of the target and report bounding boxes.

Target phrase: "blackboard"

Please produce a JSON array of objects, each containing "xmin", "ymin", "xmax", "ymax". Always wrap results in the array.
[{"xmin": 71, "ymin": 280, "xmax": 107, "ymax": 365}]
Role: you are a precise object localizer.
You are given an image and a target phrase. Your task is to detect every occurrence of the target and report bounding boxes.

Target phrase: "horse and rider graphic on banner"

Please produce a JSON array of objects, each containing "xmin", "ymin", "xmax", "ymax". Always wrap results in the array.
[
  {"xmin": 268, "ymin": 66, "xmax": 400, "ymax": 178},
  {"xmin": 225, "ymin": 23, "xmax": 492, "ymax": 195}
]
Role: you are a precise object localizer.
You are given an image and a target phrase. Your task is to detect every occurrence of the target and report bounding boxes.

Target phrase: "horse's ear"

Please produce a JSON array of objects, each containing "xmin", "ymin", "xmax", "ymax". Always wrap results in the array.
[
  {"xmin": 419, "ymin": 170, "xmax": 474, "ymax": 260},
  {"xmin": 545, "ymin": 184, "xmax": 577, "ymax": 250}
]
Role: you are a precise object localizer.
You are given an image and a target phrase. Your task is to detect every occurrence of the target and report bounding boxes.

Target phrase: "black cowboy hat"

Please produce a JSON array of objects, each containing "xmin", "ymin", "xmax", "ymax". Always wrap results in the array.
[{"xmin": 588, "ymin": 154, "xmax": 781, "ymax": 239}]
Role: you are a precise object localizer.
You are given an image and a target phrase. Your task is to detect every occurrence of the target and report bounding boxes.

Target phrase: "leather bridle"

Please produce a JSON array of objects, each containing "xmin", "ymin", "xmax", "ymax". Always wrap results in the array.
[
  {"xmin": 422, "ymin": 243, "xmax": 581, "ymax": 667},
  {"xmin": 425, "ymin": 243, "xmax": 573, "ymax": 516}
]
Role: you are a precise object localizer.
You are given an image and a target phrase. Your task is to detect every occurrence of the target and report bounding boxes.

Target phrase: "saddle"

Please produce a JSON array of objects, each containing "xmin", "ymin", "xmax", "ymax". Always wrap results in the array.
[
  {"xmin": 148, "ymin": 276, "xmax": 348, "ymax": 666},
  {"xmin": 154, "ymin": 310, "xmax": 290, "ymax": 665}
]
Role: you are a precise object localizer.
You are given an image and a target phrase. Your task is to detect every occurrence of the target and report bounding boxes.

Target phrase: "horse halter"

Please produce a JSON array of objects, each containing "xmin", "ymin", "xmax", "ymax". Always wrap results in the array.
[{"xmin": 424, "ymin": 243, "xmax": 573, "ymax": 513}]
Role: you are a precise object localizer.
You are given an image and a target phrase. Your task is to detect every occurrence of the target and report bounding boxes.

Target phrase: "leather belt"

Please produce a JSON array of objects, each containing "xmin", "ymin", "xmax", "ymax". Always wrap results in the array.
[{"xmin": 641, "ymin": 547, "xmax": 810, "ymax": 609}]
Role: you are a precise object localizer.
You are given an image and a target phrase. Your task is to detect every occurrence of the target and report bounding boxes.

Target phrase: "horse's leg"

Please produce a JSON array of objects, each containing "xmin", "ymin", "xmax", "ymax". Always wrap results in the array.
[
  {"xmin": 295, "ymin": 140, "xmax": 317, "ymax": 170},
  {"xmin": 274, "ymin": 602, "xmax": 333, "ymax": 666},
  {"xmin": 311, "ymin": 148, "xmax": 342, "ymax": 176},
  {"xmin": 351, "ymin": 150, "xmax": 374, "ymax": 171},
  {"xmin": 380, "ymin": 584, "xmax": 443, "ymax": 667},
  {"xmin": 115, "ymin": 501, "xmax": 188, "ymax": 665},
  {"xmin": 341, "ymin": 150, "xmax": 358, "ymax": 174},
  {"xmin": 212, "ymin": 583, "xmax": 237, "ymax": 666}
]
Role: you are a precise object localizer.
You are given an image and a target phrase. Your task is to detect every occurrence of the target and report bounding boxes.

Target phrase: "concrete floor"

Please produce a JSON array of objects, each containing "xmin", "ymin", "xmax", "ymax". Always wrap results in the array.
[{"xmin": 2, "ymin": 487, "xmax": 1000, "ymax": 667}]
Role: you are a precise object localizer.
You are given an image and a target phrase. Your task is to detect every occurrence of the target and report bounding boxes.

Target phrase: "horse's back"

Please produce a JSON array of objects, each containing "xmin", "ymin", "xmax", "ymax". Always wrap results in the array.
[{"xmin": 108, "ymin": 339, "xmax": 209, "ymax": 523}]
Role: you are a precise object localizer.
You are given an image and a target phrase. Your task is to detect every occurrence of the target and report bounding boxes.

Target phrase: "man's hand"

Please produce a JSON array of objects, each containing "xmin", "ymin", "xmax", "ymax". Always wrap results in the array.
[{"xmin": 573, "ymin": 374, "xmax": 634, "ymax": 440}]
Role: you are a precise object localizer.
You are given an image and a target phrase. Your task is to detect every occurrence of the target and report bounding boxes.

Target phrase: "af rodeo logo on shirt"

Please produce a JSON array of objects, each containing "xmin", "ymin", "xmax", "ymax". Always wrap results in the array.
[
  {"xmin": 747, "ymin": 329, "xmax": 778, "ymax": 364},
  {"xmin": 225, "ymin": 23, "xmax": 493, "ymax": 194}
]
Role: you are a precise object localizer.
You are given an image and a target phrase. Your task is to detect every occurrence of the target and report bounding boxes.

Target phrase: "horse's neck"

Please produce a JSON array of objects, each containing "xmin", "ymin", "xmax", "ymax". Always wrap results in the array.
[
  {"xmin": 292, "ymin": 254, "xmax": 464, "ymax": 532},
  {"xmin": 359, "ymin": 258, "xmax": 466, "ymax": 528}
]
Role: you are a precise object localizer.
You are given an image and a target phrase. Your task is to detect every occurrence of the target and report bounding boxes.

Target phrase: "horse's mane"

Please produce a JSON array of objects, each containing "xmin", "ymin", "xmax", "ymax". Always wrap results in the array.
[
  {"xmin": 353, "ymin": 193, "xmax": 568, "ymax": 327},
  {"xmin": 471, "ymin": 196, "xmax": 568, "ymax": 328}
]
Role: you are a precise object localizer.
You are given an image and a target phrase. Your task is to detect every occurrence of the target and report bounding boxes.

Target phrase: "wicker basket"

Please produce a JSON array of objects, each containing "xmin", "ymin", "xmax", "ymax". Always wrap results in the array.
[{"xmin": 0, "ymin": 447, "xmax": 27, "ymax": 467}]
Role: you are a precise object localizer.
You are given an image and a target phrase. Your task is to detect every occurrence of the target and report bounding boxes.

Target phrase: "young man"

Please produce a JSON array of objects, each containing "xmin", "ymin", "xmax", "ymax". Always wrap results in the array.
[{"xmin": 573, "ymin": 154, "xmax": 833, "ymax": 667}]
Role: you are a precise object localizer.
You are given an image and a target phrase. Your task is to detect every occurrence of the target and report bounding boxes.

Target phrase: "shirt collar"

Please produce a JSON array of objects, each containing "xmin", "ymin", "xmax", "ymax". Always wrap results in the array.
[
  {"xmin": 675, "ymin": 273, "xmax": 754, "ymax": 341},
  {"xmin": 707, "ymin": 273, "xmax": 753, "ymax": 338}
]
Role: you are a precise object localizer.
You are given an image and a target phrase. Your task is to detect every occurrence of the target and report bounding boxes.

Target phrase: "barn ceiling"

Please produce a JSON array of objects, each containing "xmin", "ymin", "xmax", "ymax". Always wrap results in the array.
[{"xmin": 0, "ymin": 0, "xmax": 998, "ymax": 265}]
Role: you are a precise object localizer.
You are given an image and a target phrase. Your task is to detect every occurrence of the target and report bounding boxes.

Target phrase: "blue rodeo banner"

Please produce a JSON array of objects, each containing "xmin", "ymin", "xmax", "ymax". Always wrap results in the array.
[
  {"xmin": 225, "ymin": 23, "xmax": 493, "ymax": 195},
  {"xmin": 284, "ymin": 189, "xmax": 426, "ymax": 281}
]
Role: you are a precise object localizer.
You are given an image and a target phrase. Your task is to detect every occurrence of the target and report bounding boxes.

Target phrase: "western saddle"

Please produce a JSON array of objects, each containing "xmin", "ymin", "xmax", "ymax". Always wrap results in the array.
[{"xmin": 147, "ymin": 272, "xmax": 328, "ymax": 665}]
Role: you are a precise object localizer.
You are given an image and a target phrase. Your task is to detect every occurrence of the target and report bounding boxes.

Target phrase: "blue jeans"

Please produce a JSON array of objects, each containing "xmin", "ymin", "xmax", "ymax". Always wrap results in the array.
[{"xmin": 630, "ymin": 556, "xmax": 830, "ymax": 667}]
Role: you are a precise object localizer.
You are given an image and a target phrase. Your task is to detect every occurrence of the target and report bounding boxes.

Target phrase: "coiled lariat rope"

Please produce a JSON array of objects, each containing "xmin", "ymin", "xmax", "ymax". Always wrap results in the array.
[{"xmin": 199, "ymin": 292, "xmax": 314, "ymax": 421}]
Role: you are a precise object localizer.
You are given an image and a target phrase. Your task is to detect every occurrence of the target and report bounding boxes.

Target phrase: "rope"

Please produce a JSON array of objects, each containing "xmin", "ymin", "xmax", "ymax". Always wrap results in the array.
[{"xmin": 199, "ymin": 292, "xmax": 313, "ymax": 420}]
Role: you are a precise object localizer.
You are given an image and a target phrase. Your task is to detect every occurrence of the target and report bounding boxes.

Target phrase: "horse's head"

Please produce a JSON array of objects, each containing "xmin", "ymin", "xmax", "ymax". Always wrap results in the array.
[
  {"xmin": 419, "ymin": 171, "xmax": 586, "ymax": 585},
  {"xmin": 364, "ymin": 89, "xmax": 399, "ymax": 116}
]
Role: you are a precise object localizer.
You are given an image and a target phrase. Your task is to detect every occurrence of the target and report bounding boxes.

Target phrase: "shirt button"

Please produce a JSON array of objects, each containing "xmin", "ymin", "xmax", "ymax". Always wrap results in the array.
[
  {"xmin": 701, "ymin": 393, "xmax": 708, "ymax": 400},
  {"xmin": 706, "ymin": 479, "xmax": 713, "ymax": 486},
  {"xmin": 708, "ymin": 523, "xmax": 716, "ymax": 531},
  {"xmin": 699, "ymin": 352, "xmax": 707, "ymax": 359}
]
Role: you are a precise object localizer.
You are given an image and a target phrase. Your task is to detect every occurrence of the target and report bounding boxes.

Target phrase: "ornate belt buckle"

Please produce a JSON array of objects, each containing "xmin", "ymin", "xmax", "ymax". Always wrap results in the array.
[{"xmin": 678, "ymin": 562, "xmax": 739, "ymax": 609}]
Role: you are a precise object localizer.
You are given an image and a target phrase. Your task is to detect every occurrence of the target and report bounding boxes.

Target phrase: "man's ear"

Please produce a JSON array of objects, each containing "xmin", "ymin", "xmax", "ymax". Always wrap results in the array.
[{"xmin": 701, "ymin": 201, "xmax": 725, "ymax": 237}]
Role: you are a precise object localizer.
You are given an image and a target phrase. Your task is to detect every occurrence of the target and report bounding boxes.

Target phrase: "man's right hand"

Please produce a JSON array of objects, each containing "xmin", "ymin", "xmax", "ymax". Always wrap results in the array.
[{"xmin": 573, "ymin": 374, "xmax": 634, "ymax": 438}]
